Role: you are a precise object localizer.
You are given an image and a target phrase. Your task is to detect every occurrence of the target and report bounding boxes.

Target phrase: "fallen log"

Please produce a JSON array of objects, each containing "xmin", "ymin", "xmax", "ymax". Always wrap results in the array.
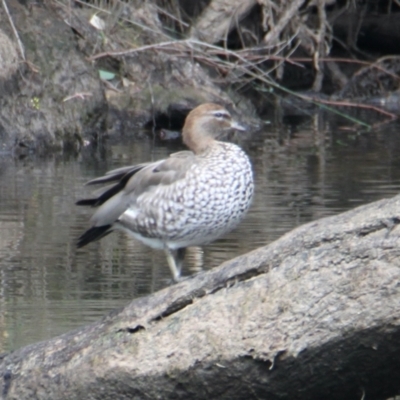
[{"xmin": 2, "ymin": 194, "xmax": 400, "ymax": 400}]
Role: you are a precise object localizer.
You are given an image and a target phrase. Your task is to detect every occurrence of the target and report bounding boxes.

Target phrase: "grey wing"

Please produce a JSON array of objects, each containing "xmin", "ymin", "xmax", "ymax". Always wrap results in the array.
[
  {"xmin": 79, "ymin": 152, "xmax": 195, "ymax": 227},
  {"xmin": 124, "ymin": 152, "xmax": 195, "ymax": 195},
  {"xmin": 84, "ymin": 150, "xmax": 193, "ymax": 187}
]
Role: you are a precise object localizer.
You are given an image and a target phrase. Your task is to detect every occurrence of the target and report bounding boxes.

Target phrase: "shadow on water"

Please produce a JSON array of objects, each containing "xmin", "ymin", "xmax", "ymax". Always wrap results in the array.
[{"xmin": 1, "ymin": 109, "xmax": 400, "ymax": 350}]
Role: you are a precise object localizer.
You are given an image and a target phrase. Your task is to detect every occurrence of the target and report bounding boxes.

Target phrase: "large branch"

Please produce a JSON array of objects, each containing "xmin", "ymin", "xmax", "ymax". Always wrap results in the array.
[{"xmin": 2, "ymin": 194, "xmax": 400, "ymax": 399}]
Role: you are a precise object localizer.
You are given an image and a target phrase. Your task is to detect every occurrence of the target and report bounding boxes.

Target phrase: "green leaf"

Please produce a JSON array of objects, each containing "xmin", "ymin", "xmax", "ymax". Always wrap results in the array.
[{"xmin": 99, "ymin": 70, "xmax": 115, "ymax": 81}]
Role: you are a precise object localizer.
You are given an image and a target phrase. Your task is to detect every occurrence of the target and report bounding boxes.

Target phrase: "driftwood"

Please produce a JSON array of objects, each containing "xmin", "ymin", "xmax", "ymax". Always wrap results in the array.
[
  {"xmin": 2, "ymin": 194, "xmax": 400, "ymax": 400},
  {"xmin": 189, "ymin": 0, "xmax": 256, "ymax": 43}
]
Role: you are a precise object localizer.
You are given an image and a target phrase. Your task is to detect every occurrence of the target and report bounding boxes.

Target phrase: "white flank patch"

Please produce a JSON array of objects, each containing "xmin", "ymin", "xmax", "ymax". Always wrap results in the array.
[{"xmin": 123, "ymin": 208, "xmax": 139, "ymax": 220}]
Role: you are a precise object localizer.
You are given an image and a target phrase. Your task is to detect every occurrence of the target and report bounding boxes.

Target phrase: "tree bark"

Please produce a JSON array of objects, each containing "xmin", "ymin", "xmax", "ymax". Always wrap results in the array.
[{"xmin": 2, "ymin": 194, "xmax": 400, "ymax": 400}]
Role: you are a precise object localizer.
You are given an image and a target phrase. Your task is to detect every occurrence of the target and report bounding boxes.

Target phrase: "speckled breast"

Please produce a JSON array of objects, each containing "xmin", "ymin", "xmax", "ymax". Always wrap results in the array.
[{"xmin": 132, "ymin": 142, "xmax": 253, "ymax": 246}]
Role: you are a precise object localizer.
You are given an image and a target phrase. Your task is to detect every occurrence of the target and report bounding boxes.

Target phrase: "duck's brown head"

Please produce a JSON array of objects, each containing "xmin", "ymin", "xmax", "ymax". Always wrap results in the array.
[{"xmin": 182, "ymin": 103, "xmax": 245, "ymax": 154}]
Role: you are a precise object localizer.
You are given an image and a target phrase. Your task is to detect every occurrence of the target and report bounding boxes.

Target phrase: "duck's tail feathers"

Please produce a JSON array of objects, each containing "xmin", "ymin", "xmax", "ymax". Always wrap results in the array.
[{"xmin": 77, "ymin": 225, "xmax": 113, "ymax": 248}]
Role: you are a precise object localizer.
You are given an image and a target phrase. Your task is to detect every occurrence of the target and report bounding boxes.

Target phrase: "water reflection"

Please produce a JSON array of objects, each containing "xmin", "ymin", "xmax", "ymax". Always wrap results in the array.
[{"xmin": 1, "ymin": 114, "xmax": 400, "ymax": 351}]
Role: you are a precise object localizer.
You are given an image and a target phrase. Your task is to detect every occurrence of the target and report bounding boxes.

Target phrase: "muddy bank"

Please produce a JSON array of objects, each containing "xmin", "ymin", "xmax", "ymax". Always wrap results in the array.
[
  {"xmin": 0, "ymin": 1, "xmax": 107, "ymax": 154},
  {"xmin": 0, "ymin": 0, "xmax": 260, "ymax": 154},
  {"xmin": 2, "ymin": 0, "xmax": 400, "ymax": 151}
]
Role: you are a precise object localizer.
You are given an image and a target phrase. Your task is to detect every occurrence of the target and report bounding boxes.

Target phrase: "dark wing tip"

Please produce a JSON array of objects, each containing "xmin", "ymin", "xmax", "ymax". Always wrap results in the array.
[
  {"xmin": 76, "ymin": 225, "xmax": 113, "ymax": 248},
  {"xmin": 76, "ymin": 199, "xmax": 99, "ymax": 207},
  {"xmin": 77, "ymin": 166, "xmax": 144, "ymax": 209}
]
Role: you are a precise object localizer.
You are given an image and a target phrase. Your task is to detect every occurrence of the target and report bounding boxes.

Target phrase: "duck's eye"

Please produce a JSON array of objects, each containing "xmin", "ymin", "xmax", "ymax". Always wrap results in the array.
[{"xmin": 214, "ymin": 112, "xmax": 228, "ymax": 119}]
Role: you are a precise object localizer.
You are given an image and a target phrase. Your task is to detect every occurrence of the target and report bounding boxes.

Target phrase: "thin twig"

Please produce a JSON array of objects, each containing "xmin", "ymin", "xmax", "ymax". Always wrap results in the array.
[
  {"xmin": 147, "ymin": 77, "xmax": 156, "ymax": 139},
  {"xmin": 63, "ymin": 92, "xmax": 93, "ymax": 102},
  {"xmin": 154, "ymin": 5, "xmax": 190, "ymax": 28},
  {"xmin": 298, "ymin": 95, "xmax": 397, "ymax": 119},
  {"xmin": 88, "ymin": 39, "xmax": 190, "ymax": 61},
  {"xmin": 2, "ymin": 0, "xmax": 25, "ymax": 60}
]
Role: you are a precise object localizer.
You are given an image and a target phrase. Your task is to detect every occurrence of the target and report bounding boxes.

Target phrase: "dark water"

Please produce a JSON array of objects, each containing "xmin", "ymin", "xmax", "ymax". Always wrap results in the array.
[{"xmin": 1, "ymin": 114, "xmax": 400, "ymax": 351}]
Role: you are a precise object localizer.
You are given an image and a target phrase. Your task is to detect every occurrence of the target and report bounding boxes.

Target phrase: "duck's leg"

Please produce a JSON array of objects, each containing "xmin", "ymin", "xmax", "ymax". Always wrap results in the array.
[
  {"xmin": 164, "ymin": 248, "xmax": 181, "ymax": 282},
  {"xmin": 176, "ymin": 247, "xmax": 186, "ymax": 275},
  {"xmin": 164, "ymin": 247, "xmax": 187, "ymax": 282}
]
